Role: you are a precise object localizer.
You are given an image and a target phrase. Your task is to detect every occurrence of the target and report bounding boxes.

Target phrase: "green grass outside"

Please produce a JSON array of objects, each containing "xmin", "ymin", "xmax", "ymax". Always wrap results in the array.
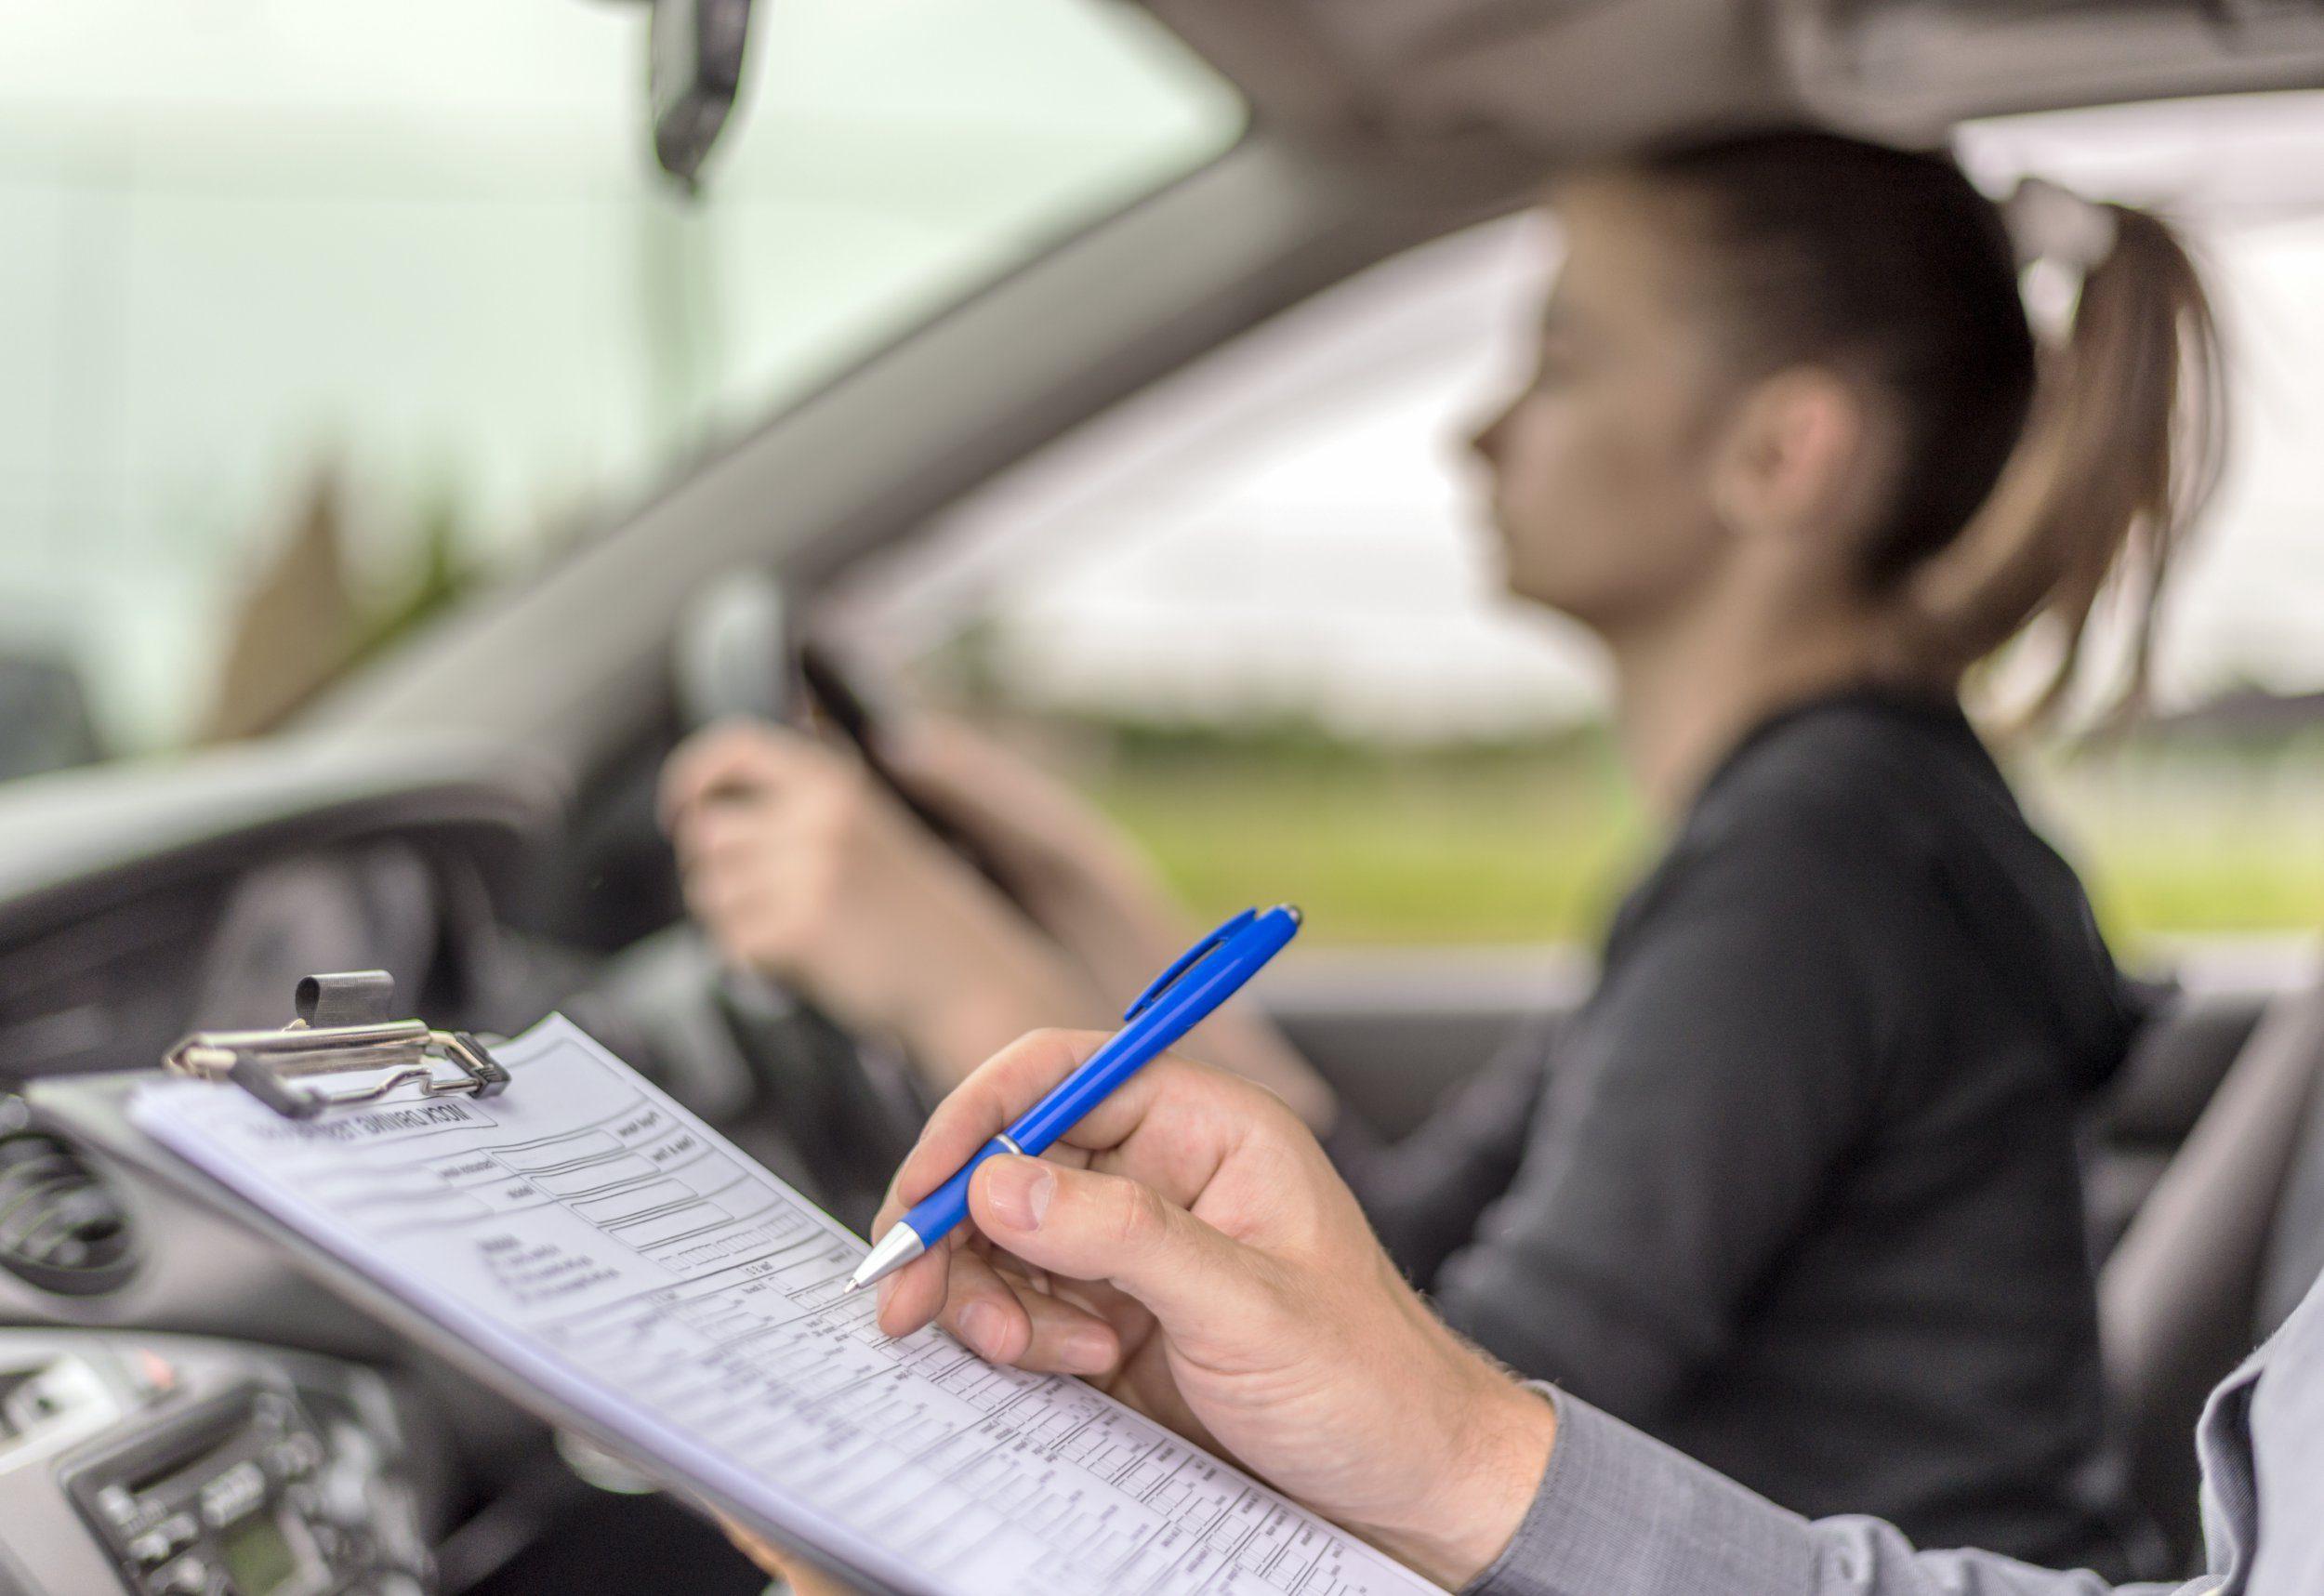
[
  {"xmin": 1076, "ymin": 735, "xmax": 2324, "ymax": 955},
  {"xmin": 2040, "ymin": 758, "xmax": 2324, "ymax": 951}
]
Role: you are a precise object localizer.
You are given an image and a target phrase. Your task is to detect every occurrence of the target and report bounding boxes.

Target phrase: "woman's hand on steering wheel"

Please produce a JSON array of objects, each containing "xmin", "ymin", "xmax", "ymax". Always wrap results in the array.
[{"xmin": 660, "ymin": 721, "xmax": 1106, "ymax": 1089}]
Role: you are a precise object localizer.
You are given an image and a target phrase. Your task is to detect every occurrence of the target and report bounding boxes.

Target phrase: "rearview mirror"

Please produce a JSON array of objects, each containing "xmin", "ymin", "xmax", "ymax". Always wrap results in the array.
[{"xmin": 648, "ymin": 0, "xmax": 755, "ymax": 191}]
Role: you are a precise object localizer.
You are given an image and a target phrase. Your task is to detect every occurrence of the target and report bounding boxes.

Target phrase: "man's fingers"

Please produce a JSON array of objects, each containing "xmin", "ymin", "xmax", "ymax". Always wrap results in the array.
[
  {"xmin": 965, "ymin": 1155, "xmax": 1277, "ymax": 1333},
  {"xmin": 867, "ymin": 1144, "xmax": 1095, "ymax": 1334},
  {"xmin": 863, "ymin": 1036, "xmax": 1295, "ymax": 1354},
  {"xmin": 872, "ymin": 1232, "xmax": 957, "ymax": 1339},
  {"xmin": 926, "ymin": 1246, "xmax": 1031, "ymax": 1362},
  {"xmin": 931, "ymin": 1249, "xmax": 1119, "ymax": 1376},
  {"xmin": 995, "ymin": 1289, "xmax": 1123, "ymax": 1378},
  {"xmin": 872, "ymin": 1239, "xmax": 1120, "ymax": 1378},
  {"xmin": 880, "ymin": 1037, "xmax": 1246, "ymax": 1225},
  {"xmin": 715, "ymin": 1519, "xmax": 866, "ymax": 1596},
  {"xmin": 873, "ymin": 1030, "xmax": 1105, "ymax": 1225}
]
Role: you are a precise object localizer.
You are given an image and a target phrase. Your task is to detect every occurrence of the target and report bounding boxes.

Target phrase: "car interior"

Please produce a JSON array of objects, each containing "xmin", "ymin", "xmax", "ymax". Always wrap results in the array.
[{"xmin": 4, "ymin": 3, "xmax": 2324, "ymax": 1593}]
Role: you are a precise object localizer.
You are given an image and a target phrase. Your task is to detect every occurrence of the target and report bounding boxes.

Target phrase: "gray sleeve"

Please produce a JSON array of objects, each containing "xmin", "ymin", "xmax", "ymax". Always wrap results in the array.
[{"xmin": 1465, "ymin": 1389, "xmax": 2200, "ymax": 1596}]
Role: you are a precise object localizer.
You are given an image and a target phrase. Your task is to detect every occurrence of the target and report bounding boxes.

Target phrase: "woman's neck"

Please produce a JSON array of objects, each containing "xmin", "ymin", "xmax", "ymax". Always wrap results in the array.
[{"xmin": 1604, "ymin": 593, "xmax": 1925, "ymax": 822}]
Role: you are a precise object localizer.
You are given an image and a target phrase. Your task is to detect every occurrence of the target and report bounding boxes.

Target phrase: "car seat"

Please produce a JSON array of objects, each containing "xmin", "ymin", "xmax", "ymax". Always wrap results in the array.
[
  {"xmin": 2084, "ymin": 983, "xmax": 2271, "ymax": 1261},
  {"xmin": 2257, "ymin": 1048, "xmax": 2324, "ymax": 1341},
  {"xmin": 2097, "ymin": 969, "xmax": 2324, "ymax": 1567}
]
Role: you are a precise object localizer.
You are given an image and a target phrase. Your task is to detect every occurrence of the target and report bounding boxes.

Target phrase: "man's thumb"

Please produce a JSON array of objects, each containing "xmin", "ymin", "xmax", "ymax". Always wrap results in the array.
[{"xmin": 969, "ymin": 1155, "xmax": 1272, "ymax": 1329}]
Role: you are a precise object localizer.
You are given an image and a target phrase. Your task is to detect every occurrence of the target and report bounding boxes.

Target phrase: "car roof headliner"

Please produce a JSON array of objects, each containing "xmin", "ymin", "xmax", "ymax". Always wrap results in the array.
[{"xmin": 1143, "ymin": 0, "xmax": 2324, "ymax": 155}]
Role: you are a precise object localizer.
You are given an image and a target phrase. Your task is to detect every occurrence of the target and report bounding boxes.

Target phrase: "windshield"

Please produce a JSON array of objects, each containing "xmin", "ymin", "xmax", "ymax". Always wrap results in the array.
[{"xmin": 0, "ymin": 0, "xmax": 1240, "ymax": 771}]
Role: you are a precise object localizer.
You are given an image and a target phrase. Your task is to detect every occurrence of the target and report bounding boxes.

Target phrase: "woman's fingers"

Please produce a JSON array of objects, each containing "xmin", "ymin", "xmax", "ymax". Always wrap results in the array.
[
  {"xmin": 658, "ymin": 719, "xmax": 795, "ymax": 831},
  {"xmin": 667, "ymin": 763, "xmax": 836, "ymax": 884},
  {"xmin": 670, "ymin": 800, "xmax": 780, "ymax": 874}
]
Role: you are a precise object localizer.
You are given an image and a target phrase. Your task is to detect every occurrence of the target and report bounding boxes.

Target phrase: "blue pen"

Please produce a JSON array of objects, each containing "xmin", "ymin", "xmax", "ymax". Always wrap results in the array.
[{"xmin": 845, "ymin": 904, "xmax": 1301, "ymax": 1294}]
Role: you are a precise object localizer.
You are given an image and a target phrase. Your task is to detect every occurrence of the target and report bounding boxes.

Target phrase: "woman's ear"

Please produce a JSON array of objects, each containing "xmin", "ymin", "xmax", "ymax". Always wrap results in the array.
[{"xmin": 1708, "ymin": 368, "xmax": 1882, "ymax": 553}]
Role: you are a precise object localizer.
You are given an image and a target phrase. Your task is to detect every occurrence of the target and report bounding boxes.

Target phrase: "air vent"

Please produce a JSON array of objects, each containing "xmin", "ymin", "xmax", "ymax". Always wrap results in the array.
[{"xmin": 0, "ymin": 1118, "xmax": 137, "ymax": 1296}]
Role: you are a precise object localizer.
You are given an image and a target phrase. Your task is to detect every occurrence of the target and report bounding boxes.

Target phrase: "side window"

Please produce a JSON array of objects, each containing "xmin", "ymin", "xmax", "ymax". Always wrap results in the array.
[
  {"xmin": 832, "ymin": 218, "xmax": 1652, "ymax": 950},
  {"xmin": 837, "ymin": 143, "xmax": 2324, "ymax": 957},
  {"xmin": 1961, "ymin": 96, "xmax": 2324, "ymax": 957}
]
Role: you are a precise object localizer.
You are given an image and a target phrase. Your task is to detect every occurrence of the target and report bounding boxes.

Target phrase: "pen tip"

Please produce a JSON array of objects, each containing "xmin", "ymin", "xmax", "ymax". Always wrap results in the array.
[
  {"xmin": 851, "ymin": 1226, "xmax": 927, "ymax": 1297},
  {"xmin": 842, "ymin": 1276, "xmax": 863, "ymax": 1294}
]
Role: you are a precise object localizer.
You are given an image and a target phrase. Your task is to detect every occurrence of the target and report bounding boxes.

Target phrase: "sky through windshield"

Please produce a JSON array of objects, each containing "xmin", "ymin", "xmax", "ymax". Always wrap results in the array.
[{"xmin": 0, "ymin": 0, "xmax": 1238, "ymax": 763}]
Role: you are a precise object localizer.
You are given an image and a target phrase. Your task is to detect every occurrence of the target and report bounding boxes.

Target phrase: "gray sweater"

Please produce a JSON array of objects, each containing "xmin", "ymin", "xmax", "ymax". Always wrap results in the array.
[{"xmin": 1468, "ymin": 1258, "xmax": 2324, "ymax": 1595}]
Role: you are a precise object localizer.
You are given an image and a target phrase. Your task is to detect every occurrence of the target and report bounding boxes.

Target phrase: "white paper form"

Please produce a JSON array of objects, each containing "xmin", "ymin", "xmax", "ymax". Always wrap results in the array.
[{"xmin": 130, "ymin": 1017, "xmax": 1445, "ymax": 1596}]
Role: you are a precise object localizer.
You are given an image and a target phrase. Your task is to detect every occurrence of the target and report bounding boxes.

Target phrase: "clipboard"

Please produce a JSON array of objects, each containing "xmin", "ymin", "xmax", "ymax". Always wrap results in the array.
[
  {"xmin": 156, "ymin": 970, "xmax": 511, "ymax": 1123},
  {"xmin": 29, "ymin": 971, "xmax": 911, "ymax": 1596},
  {"xmin": 34, "ymin": 975, "xmax": 1444, "ymax": 1596}
]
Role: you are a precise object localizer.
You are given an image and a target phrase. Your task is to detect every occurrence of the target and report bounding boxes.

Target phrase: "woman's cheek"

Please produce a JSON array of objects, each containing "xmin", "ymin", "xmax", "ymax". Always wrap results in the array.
[{"xmin": 1496, "ymin": 424, "xmax": 1615, "ymax": 606}]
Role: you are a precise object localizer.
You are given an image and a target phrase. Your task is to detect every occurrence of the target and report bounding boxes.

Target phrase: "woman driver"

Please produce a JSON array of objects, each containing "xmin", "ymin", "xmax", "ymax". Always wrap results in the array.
[{"xmin": 663, "ymin": 130, "xmax": 2225, "ymax": 1573}]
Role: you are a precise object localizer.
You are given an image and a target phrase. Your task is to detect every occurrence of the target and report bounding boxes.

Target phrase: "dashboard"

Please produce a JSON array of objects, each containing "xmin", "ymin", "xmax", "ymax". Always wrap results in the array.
[
  {"xmin": 0, "ymin": 731, "xmax": 913, "ymax": 1594},
  {"xmin": 0, "ymin": 735, "xmax": 562, "ymax": 1085},
  {"xmin": 0, "ymin": 736, "xmax": 571, "ymax": 1596},
  {"xmin": 0, "ymin": 1331, "xmax": 442, "ymax": 1596},
  {"xmin": 0, "ymin": 739, "xmax": 566, "ymax": 1351}
]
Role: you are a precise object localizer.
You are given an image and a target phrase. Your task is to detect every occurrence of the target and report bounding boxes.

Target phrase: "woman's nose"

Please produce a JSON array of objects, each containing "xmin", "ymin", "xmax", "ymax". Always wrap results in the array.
[{"xmin": 1468, "ymin": 405, "xmax": 1510, "ymax": 468}]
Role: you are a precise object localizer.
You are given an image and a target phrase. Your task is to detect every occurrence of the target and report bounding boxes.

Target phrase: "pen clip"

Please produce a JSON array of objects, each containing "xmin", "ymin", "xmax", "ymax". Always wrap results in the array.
[{"xmin": 1122, "ymin": 907, "xmax": 1258, "ymax": 1022}]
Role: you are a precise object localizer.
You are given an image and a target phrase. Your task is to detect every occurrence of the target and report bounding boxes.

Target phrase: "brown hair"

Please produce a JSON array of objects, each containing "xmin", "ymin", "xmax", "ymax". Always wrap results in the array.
[{"xmin": 1629, "ymin": 130, "xmax": 2228, "ymax": 728}]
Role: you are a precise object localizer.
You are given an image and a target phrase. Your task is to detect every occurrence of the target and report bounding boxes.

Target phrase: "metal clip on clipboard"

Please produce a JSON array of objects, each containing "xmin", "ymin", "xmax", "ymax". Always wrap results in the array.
[{"xmin": 162, "ymin": 970, "xmax": 510, "ymax": 1121}]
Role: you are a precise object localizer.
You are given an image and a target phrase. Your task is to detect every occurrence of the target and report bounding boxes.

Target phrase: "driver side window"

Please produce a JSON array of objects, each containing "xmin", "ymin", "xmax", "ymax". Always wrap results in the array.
[
  {"xmin": 828, "ymin": 217, "xmax": 1650, "ymax": 953},
  {"xmin": 831, "ymin": 173, "xmax": 2324, "ymax": 961}
]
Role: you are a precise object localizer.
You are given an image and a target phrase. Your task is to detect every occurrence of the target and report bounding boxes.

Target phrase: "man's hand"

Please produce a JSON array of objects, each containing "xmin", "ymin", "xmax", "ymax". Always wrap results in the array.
[
  {"xmin": 870, "ymin": 1032, "xmax": 1558, "ymax": 1589},
  {"xmin": 660, "ymin": 722, "xmax": 1104, "ymax": 1086},
  {"xmin": 719, "ymin": 1518, "xmax": 864, "ymax": 1596}
]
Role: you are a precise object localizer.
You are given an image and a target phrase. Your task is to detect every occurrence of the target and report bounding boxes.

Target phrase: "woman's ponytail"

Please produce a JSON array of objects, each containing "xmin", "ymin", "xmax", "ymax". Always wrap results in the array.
[
  {"xmin": 1632, "ymin": 135, "xmax": 2229, "ymax": 724},
  {"xmin": 1904, "ymin": 189, "xmax": 2230, "ymax": 728}
]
